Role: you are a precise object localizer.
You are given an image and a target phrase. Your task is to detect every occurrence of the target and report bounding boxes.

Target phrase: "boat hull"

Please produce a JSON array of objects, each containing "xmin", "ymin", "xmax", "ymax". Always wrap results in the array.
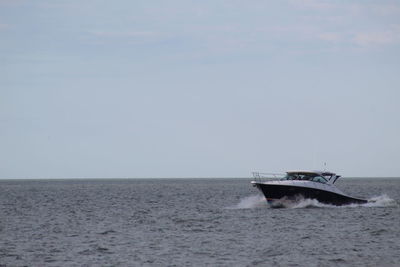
[{"xmin": 254, "ymin": 183, "xmax": 367, "ymax": 206}]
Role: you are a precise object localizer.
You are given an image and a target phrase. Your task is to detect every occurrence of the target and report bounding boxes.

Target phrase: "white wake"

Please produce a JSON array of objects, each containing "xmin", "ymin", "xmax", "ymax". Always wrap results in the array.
[
  {"xmin": 283, "ymin": 194, "xmax": 396, "ymax": 209},
  {"xmin": 228, "ymin": 194, "xmax": 396, "ymax": 209},
  {"xmin": 347, "ymin": 194, "xmax": 396, "ymax": 208}
]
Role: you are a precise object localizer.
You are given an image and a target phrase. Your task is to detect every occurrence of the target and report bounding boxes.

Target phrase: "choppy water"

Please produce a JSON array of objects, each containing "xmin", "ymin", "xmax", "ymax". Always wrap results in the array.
[{"xmin": 0, "ymin": 178, "xmax": 399, "ymax": 266}]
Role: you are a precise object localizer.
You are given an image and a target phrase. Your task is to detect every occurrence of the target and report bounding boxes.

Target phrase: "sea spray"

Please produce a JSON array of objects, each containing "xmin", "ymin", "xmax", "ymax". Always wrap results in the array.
[
  {"xmin": 228, "ymin": 194, "xmax": 396, "ymax": 209},
  {"xmin": 290, "ymin": 198, "xmax": 330, "ymax": 209},
  {"xmin": 360, "ymin": 194, "xmax": 396, "ymax": 207},
  {"xmin": 227, "ymin": 194, "xmax": 267, "ymax": 209}
]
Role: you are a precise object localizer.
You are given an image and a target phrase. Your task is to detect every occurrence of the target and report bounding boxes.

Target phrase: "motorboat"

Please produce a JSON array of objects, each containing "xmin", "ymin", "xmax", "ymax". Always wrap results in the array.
[{"xmin": 251, "ymin": 170, "xmax": 368, "ymax": 206}]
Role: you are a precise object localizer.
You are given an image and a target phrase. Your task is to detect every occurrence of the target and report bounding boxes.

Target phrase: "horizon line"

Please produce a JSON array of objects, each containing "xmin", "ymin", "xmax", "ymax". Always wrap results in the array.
[{"xmin": 1, "ymin": 176, "xmax": 400, "ymax": 180}]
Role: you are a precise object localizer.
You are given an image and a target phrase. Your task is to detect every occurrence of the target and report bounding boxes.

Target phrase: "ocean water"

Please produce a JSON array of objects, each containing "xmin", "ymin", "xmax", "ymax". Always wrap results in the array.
[{"xmin": 0, "ymin": 178, "xmax": 399, "ymax": 266}]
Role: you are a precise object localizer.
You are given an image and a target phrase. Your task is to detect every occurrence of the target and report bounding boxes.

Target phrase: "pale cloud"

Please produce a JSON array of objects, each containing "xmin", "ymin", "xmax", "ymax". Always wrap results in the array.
[
  {"xmin": 288, "ymin": 0, "xmax": 400, "ymax": 49},
  {"xmin": 0, "ymin": 23, "xmax": 10, "ymax": 30},
  {"xmin": 319, "ymin": 32, "xmax": 341, "ymax": 42},
  {"xmin": 373, "ymin": 3, "xmax": 400, "ymax": 16},
  {"xmin": 289, "ymin": 0, "xmax": 336, "ymax": 10},
  {"xmin": 90, "ymin": 31, "xmax": 157, "ymax": 38},
  {"xmin": 0, "ymin": 0, "xmax": 26, "ymax": 6},
  {"xmin": 348, "ymin": 2, "xmax": 400, "ymax": 17},
  {"xmin": 265, "ymin": 25, "xmax": 317, "ymax": 35},
  {"xmin": 86, "ymin": 30, "xmax": 169, "ymax": 45},
  {"xmin": 353, "ymin": 27, "xmax": 400, "ymax": 46}
]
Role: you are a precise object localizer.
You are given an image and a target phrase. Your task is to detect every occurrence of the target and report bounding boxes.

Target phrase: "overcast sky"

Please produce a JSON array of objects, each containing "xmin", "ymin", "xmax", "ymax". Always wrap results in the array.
[{"xmin": 1, "ymin": 0, "xmax": 400, "ymax": 178}]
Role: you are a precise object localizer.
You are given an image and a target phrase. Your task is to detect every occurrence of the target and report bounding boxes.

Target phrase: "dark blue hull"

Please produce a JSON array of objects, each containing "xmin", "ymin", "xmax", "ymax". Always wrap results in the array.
[{"xmin": 254, "ymin": 183, "xmax": 367, "ymax": 206}]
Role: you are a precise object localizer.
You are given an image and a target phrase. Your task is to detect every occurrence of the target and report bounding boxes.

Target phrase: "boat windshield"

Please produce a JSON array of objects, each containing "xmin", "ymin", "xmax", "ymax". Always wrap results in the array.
[{"xmin": 283, "ymin": 173, "xmax": 328, "ymax": 184}]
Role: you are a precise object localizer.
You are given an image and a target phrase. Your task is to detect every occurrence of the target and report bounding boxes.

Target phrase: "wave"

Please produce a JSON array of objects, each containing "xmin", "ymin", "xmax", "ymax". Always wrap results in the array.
[{"xmin": 229, "ymin": 194, "xmax": 396, "ymax": 209}]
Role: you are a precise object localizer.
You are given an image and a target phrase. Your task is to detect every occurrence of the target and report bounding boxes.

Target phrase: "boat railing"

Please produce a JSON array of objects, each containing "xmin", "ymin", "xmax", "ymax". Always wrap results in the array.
[{"xmin": 251, "ymin": 172, "xmax": 286, "ymax": 183}]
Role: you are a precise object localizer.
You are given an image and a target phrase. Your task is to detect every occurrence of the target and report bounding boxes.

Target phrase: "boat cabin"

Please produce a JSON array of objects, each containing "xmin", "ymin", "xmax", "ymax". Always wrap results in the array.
[{"xmin": 284, "ymin": 171, "xmax": 340, "ymax": 184}]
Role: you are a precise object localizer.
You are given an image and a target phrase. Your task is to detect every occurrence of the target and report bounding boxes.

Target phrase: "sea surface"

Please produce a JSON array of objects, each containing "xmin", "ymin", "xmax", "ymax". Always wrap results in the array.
[{"xmin": 0, "ymin": 178, "xmax": 399, "ymax": 266}]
